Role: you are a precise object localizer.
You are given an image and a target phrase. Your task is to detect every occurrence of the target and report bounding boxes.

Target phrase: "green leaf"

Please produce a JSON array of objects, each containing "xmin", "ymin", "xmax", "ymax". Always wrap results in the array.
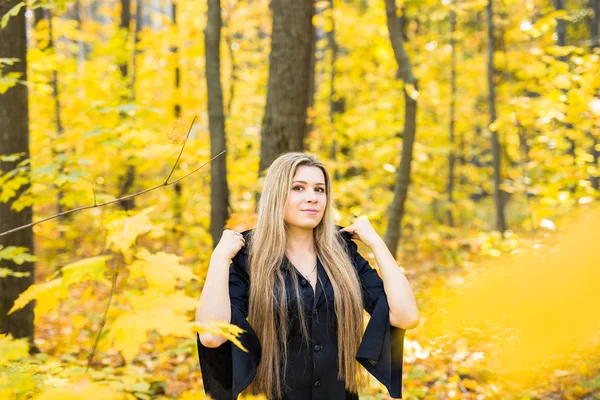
[
  {"xmin": 60, "ymin": 256, "xmax": 112, "ymax": 287},
  {"xmin": 0, "ymin": 246, "xmax": 37, "ymax": 265},
  {"xmin": 0, "ymin": 152, "xmax": 26, "ymax": 162},
  {"xmin": 1, "ymin": 2, "xmax": 25, "ymax": 29},
  {"xmin": 0, "ymin": 268, "xmax": 30, "ymax": 278}
]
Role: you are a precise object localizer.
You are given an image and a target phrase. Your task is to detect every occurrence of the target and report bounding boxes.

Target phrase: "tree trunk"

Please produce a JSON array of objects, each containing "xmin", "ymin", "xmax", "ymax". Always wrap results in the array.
[
  {"xmin": 304, "ymin": 2, "xmax": 318, "ymax": 141},
  {"xmin": 170, "ymin": 0, "xmax": 183, "ymax": 233},
  {"xmin": 131, "ymin": 0, "xmax": 143, "ymax": 100},
  {"xmin": 589, "ymin": 1, "xmax": 599, "ymax": 189},
  {"xmin": 486, "ymin": 0, "xmax": 506, "ymax": 233},
  {"xmin": 205, "ymin": 0, "xmax": 230, "ymax": 248},
  {"xmin": 73, "ymin": 0, "xmax": 86, "ymax": 82},
  {"xmin": 0, "ymin": 0, "xmax": 35, "ymax": 341},
  {"xmin": 382, "ymin": 1, "xmax": 418, "ymax": 257},
  {"xmin": 591, "ymin": 0, "xmax": 599, "ymax": 50},
  {"xmin": 46, "ymin": 10, "xmax": 68, "ymax": 244},
  {"xmin": 120, "ymin": 0, "xmax": 131, "ymax": 78},
  {"xmin": 117, "ymin": 0, "xmax": 136, "ymax": 211},
  {"xmin": 447, "ymin": 5, "xmax": 457, "ymax": 227},
  {"xmin": 554, "ymin": 0, "xmax": 567, "ymax": 47},
  {"xmin": 328, "ymin": 0, "xmax": 343, "ymax": 182},
  {"xmin": 258, "ymin": 0, "xmax": 315, "ymax": 176}
]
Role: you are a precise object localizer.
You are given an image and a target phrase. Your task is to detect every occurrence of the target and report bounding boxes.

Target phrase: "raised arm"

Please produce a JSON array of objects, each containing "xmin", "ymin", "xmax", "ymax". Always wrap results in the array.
[{"xmin": 196, "ymin": 229, "xmax": 247, "ymax": 347}]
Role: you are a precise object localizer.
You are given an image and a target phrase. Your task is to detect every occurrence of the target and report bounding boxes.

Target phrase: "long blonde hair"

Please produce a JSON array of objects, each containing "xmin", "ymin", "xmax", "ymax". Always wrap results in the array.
[{"xmin": 244, "ymin": 152, "xmax": 366, "ymax": 398}]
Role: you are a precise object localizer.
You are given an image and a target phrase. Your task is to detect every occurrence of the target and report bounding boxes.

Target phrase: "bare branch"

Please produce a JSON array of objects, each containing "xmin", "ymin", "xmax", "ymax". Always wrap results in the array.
[{"xmin": 0, "ymin": 117, "xmax": 225, "ymax": 237}]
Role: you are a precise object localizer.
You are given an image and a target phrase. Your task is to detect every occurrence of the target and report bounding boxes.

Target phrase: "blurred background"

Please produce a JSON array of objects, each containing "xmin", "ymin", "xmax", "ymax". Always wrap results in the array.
[{"xmin": 1, "ymin": 0, "xmax": 600, "ymax": 398}]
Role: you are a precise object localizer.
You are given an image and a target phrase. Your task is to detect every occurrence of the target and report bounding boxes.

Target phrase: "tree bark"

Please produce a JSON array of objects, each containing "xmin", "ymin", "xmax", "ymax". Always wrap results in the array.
[
  {"xmin": 447, "ymin": 5, "xmax": 457, "ymax": 227},
  {"xmin": 117, "ymin": 0, "xmax": 136, "ymax": 211},
  {"xmin": 554, "ymin": 0, "xmax": 567, "ymax": 47},
  {"xmin": 486, "ymin": 0, "xmax": 507, "ymax": 233},
  {"xmin": 205, "ymin": 0, "xmax": 230, "ymax": 248},
  {"xmin": 131, "ymin": 0, "xmax": 143, "ymax": 100},
  {"xmin": 0, "ymin": 0, "xmax": 35, "ymax": 341},
  {"xmin": 120, "ymin": 0, "xmax": 131, "ymax": 78},
  {"xmin": 170, "ymin": 0, "xmax": 183, "ymax": 233},
  {"xmin": 382, "ymin": 1, "xmax": 418, "ymax": 257},
  {"xmin": 258, "ymin": 0, "xmax": 315, "ymax": 176},
  {"xmin": 591, "ymin": 0, "xmax": 599, "ymax": 50},
  {"xmin": 46, "ymin": 10, "xmax": 68, "ymax": 244}
]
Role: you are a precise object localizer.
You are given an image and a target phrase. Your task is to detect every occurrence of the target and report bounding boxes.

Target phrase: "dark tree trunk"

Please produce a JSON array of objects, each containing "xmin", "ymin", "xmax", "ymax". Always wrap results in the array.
[
  {"xmin": 328, "ymin": 0, "xmax": 342, "ymax": 182},
  {"xmin": 170, "ymin": 0, "xmax": 183, "ymax": 232},
  {"xmin": 46, "ymin": 10, "xmax": 67, "ymax": 244},
  {"xmin": 120, "ymin": 0, "xmax": 131, "ymax": 78},
  {"xmin": 117, "ymin": 0, "xmax": 136, "ymax": 211},
  {"xmin": 589, "ymin": 1, "xmax": 599, "ymax": 189},
  {"xmin": 73, "ymin": 0, "xmax": 86, "ymax": 77},
  {"xmin": 172, "ymin": 0, "xmax": 181, "ymax": 119},
  {"xmin": 205, "ymin": 0, "xmax": 230, "ymax": 248},
  {"xmin": 486, "ymin": 0, "xmax": 506, "ymax": 233},
  {"xmin": 131, "ymin": 0, "xmax": 142, "ymax": 100},
  {"xmin": 554, "ymin": 0, "xmax": 567, "ymax": 47},
  {"xmin": 258, "ymin": 0, "xmax": 315, "ymax": 176},
  {"xmin": 592, "ymin": 0, "xmax": 599, "ymax": 49},
  {"xmin": 382, "ymin": 1, "xmax": 418, "ymax": 257},
  {"xmin": 304, "ymin": 2, "xmax": 318, "ymax": 141},
  {"xmin": 0, "ymin": 0, "xmax": 35, "ymax": 341},
  {"xmin": 447, "ymin": 6, "xmax": 457, "ymax": 227}
]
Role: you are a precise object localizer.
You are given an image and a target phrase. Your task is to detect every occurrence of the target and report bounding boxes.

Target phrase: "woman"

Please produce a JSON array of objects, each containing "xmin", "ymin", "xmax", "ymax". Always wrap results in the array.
[{"xmin": 196, "ymin": 152, "xmax": 419, "ymax": 400}]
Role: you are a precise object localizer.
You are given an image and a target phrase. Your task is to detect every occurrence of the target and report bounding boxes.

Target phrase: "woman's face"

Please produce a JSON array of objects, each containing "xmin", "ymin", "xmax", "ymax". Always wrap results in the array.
[{"xmin": 284, "ymin": 165, "xmax": 327, "ymax": 230}]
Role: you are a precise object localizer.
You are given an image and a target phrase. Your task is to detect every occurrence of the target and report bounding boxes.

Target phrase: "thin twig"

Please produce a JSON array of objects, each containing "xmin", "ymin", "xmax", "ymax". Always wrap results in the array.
[
  {"xmin": 86, "ymin": 253, "xmax": 122, "ymax": 371},
  {"xmin": 1, "ymin": 117, "xmax": 226, "ymax": 237}
]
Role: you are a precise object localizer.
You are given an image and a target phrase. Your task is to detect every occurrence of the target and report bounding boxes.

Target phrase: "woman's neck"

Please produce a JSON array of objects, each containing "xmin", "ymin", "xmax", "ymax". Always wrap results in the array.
[{"xmin": 286, "ymin": 226, "xmax": 315, "ymax": 255}]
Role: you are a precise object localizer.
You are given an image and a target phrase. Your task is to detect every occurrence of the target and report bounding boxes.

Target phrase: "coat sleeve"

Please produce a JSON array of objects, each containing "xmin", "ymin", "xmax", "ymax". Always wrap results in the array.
[
  {"xmin": 341, "ymin": 232, "xmax": 406, "ymax": 399},
  {"xmin": 196, "ymin": 246, "xmax": 261, "ymax": 400}
]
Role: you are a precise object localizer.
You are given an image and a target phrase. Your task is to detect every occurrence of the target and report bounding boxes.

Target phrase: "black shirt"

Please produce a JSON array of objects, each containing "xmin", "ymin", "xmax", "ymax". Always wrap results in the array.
[{"xmin": 196, "ymin": 226, "xmax": 406, "ymax": 399}]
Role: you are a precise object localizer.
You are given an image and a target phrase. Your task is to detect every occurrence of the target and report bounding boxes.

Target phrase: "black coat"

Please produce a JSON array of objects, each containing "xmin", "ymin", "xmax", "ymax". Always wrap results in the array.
[{"xmin": 196, "ymin": 226, "xmax": 406, "ymax": 399}]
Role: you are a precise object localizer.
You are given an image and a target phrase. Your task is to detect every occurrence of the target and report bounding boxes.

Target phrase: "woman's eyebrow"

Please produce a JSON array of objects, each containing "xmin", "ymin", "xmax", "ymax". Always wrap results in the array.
[{"xmin": 292, "ymin": 180, "xmax": 325, "ymax": 186}]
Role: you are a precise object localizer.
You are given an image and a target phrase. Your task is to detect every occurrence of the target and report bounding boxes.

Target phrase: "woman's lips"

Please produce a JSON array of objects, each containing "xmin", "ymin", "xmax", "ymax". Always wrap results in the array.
[{"xmin": 302, "ymin": 210, "xmax": 318, "ymax": 215}]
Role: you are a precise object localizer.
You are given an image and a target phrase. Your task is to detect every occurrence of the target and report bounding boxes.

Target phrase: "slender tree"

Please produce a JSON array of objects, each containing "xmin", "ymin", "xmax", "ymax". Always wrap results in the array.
[
  {"xmin": 117, "ymin": 0, "xmax": 136, "ymax": 211},
  {"xmin": 258, "ymin": 0, "xmax": 315, "ymax": 175},
  {"xmin": 0, "ymin": 0, "xmax": 35, "ymax": 341},
  {"xmin": 486, "ymin": 0, "xmax": 506, "ymax": 233},
  {"xmin": 590, "ymin": 0, "xmax": 600, "ymax": 190},
  {"xmin": 119, "ymin": 0, "xmax": 132, "ymax": 78},
  {"xmin": 447, "ymin": 2, "xmax": 458, "ymax": 227},
  {"xmin": 591, "ymin": 0, "xmax": 599, "ymax": 49},
  {"xmin": 45, "ymin": 10, "xmax": 68, "ymax": 245},
  {"xmin": 382, "ymin": 1, "xmax": 419, "ymax": 257},
  {"xmin": 205, "ymin": 0, "xmax": 230, "ymax": 248},
  {"xmin": 170, "ymin": 0, "xmax": 184, "ymax": 232},
  {"xmin": 130, "ymin": 0, "xmax": 143, "ymax": 100},
  {"xmin": 328, "ymin": 0, "xmax": 344, "ymax": 182}
]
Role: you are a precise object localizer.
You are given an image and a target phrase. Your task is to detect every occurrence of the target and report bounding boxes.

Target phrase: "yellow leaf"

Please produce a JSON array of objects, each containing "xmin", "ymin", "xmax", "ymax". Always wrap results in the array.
[
  {"xmin": 106, "ymin": 292, "xmax": 197, "ymax": 363},
  {"xmin": 129, "ymin": 249, "xmax": 198, "ymax": 293},
  {"xmin": 552, "ymin": 74, "xmax": 571, "ymax": 89},
  {"xmin": 8, "ymin": 279, "xmax": 66, "ymax": 315},
  {"xmin": 60, "ymin": 256, "xmax": 111, "ymax": 287},
  {"xmin": 36, "ymin": 376, "xmax": 124, "ymax": 400},
  {"xmin": 193, "ymin": 321, "xmax": 248, "ymax": 352},
  {"xmin": 405, "ymin": 83, "xmax": 420, "ymax": 100},
  {"xmin": 489, "ymin": 119, "xmax": 503, "ymax": 132},
  {"xmin": 0, "ymin": 334, "xmax": 29, "ymax": 366},
  {"xmin": 104, "ymin": 207, "xmax": 157, "ymax": 254}
]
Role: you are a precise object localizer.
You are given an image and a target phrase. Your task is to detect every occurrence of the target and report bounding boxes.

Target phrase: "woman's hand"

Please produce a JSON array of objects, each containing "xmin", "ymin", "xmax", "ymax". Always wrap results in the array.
[
  {"xmin": 340, "ymin": 217, "xmax": 383, "ymax": 249},
  {"xmin": 213, "ymin": 229, "xmax": 246, "ymax": 261}
]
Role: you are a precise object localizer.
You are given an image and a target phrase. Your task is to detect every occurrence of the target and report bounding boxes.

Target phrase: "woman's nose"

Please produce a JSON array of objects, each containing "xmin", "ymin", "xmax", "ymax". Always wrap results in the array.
[{"xmin": 306, "ymin": 189, "xmax": 317, "ymax": 201}]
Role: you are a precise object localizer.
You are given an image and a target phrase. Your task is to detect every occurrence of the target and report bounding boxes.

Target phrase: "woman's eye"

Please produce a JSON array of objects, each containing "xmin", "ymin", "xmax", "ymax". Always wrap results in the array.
[{"xmin": 293, "ymin": 186, "xmax": 325, "ymax": 193}]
